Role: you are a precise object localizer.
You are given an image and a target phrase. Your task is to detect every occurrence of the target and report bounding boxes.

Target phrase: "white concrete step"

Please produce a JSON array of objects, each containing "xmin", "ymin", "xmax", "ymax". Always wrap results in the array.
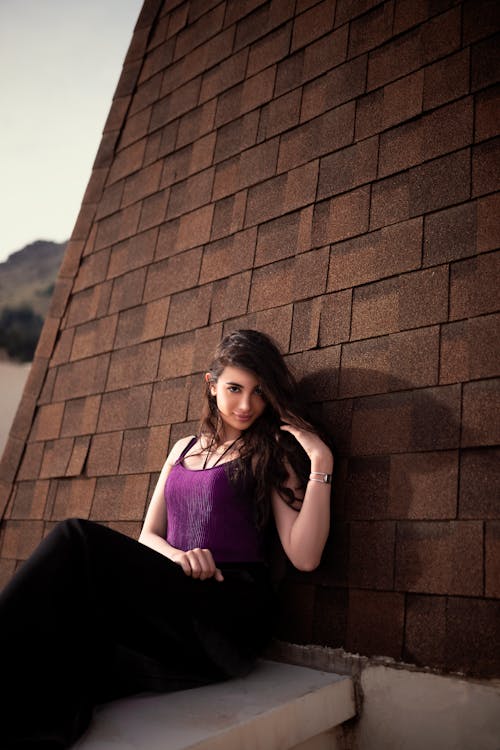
[{"xmin": 73, "ymin": 659, "xmax": 356, "ymax": 750}]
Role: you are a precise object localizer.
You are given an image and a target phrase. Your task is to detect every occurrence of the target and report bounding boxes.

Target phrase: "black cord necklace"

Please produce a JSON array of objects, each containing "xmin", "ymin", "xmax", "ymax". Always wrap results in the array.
[{"xmin": 202, "ymin": 436, "xmax": 239, "ymax": 470}]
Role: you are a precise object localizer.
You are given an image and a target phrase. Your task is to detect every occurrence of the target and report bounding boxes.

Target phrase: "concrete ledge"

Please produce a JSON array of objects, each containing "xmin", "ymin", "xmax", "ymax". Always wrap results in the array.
[{"xmin": 73, "ymin": 659, "xmax": 356, "ymax": 750}]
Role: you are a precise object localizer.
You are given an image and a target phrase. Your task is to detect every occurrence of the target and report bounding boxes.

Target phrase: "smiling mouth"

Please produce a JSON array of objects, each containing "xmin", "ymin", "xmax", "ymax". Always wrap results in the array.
[{"xmin": 234, "ymin": 413, "xmax": 252, "ymax": 421}]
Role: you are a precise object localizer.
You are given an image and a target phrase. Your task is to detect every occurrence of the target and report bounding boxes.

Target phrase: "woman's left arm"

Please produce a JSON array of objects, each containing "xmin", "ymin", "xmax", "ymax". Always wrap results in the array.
[{"xmin": 271, "ymin": 424, "xmax": 333, "ymax": 572}]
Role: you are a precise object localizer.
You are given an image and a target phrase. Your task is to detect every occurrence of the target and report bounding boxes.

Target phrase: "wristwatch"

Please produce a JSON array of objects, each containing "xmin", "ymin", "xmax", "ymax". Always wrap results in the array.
[{"xmin": 309, "ymin": 472, "xmax": 333, "ymax": 484}]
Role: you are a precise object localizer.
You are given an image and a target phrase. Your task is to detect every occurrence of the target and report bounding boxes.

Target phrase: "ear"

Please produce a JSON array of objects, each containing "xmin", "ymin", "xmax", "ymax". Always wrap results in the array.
[{"xmin": 205, "ymin": 372, "xmax": 217, "ymax": 396}]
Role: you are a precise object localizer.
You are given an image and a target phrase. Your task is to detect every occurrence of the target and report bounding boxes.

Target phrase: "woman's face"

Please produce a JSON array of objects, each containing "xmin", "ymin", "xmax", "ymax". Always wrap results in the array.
[{"xmin": 208, "ymin": 365, "xmax": 267, "ymax": 438}]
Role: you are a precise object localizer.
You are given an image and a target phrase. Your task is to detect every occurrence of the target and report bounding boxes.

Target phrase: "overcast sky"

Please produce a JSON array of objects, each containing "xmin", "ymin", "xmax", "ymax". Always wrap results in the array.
[{"xmin": 0, "ymin": 0, "xmax": 144, "ymax": 264}]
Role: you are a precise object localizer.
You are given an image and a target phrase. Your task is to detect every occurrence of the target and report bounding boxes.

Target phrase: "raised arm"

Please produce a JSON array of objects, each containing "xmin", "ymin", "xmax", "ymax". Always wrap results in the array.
[{"xmin": 271, "ymin": 425, "xmax": 333, "ymax": 571}]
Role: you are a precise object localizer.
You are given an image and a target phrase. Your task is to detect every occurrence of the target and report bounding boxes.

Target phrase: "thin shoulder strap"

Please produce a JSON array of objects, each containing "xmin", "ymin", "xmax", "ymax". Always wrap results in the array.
[{"xmin": 176, "ymin": 435, "xmax": 198, "ymax": 462}]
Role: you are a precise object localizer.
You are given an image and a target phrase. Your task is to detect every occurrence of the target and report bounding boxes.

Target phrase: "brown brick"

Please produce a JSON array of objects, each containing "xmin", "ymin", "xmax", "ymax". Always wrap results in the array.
[
  {"xmin": 65, "ymin": 282, "xmax": 112, "ymax": 328},
  {"xmin": 10, "ymin": 480, "xmax": 50, "ymax": 520},
  {"xmin": 200, "ymin": 228, "xmax": 257, "ymax": 284},
  {"xmin": 330, "ymin": 217, "xmax": 422, "ymax": 293},
  {"xmin": 86, "ymin": 432, "xmax": 123, "ymax": 476},
  {"xmin": 138, "ymin": 190, "xmax": 168, "ymax": 231},
  {"xmin": 350, "ymin": 385, "xmax": 461, "ymax": 455},
  {"xmin": 349, "ymin": 521, "xmax": 395, "ymax": 589},
  {"xmin": 351, "ymin": 266, "xmax": 448, "ymax": 340},
  {"xmin": 176, "ymin": 99, "xmax": 216, "ymax": 149},
  {"xmin": 346, "ymin": 589, "xmax": 405, "ymax": 661},
  {"xmin": 39, "ymin": 438, "xmax": 74, "ymax": 479},
  {"xmin": 119, "ymin": 107, "xmax": 152, "ymax": 150},
  {"xmin": 319, "ymin": 289, "xmax": 352, "ymax": 346},
  {"xmin": 255, "ymin": 210, "xmax": 302, "ymax": 266},
  {"xmin": 115, "ymin": 298, "xmax": 169, "ymax": 349},
  {"xmin": 290, "ymin": 298, "xmax": 322, "ymax": 352},
  {"xmin": 472, "ymin": 137, "xmax": 500, "ymax": 197},
  {"xmin": 129, "ymin": 71, "xmax": 163, "ymax": 115},
  {"xmin": 97, "ymin": 384, "xmax": 152, "ymax": 433},
  {"xmin": 107, "ymin": 139, "xmax": 147, "ymax": 185},
  {"xmin": 103, "ymin": 95, "xmax": 131, "ymax": 133},
  {"xmin": 367, "ymin": 8, "xmax": 461, "ymax": 91},
  {"xmin": 175, "ymin": 204, "xmax": 215, "ymax": 253},
  {"xmin": 450, "ymin": 251, "xmax": 500, "ymax": 320},
  {"xmin": 94, "ymin": 204, "xmax": 142, "ymax": 251},
  {"xmin": 59, "ymin": 239, "xmax": 85, "ymax": 279},
  {"xmin": 119, "ymin": 425, "xmax": 169, "ymax": 473},
  {"xmin": 166, "ymin": 285, "xmax": 213, "ymax": 334},
  {"xmin": 440, "ymin": 314, "xmax": 500, "ymax": 384},
  {"xmin": 215, "ymin": 66, "xmax": 276, "ymax": 128},
  {"xmin": 410, "ymin": 149, "xmax": 471, "ymax": 217},
  {"xmin": 477, "ymin": 193, "xmax": 500, "ymax": 252},
  {"xmin": 60, "ymin": 396, "xmax": 100, "ymax": 437},
  {"xmin": 342, "ymin": 455, "xmax": 390, "ymax": 521},
  {"xmin": 211, "ymin": 191, "xmax": 247, "ymax": 240},
  {"xmin": 390, "ymin": 450, "xmax": 458, "ymax": 520},
  {"xmin": 192, "ymin": 323, "xmax": 225, "ymax": 372},
  {"xmin": 210, "ymin": 272, "xmax": 252, "ymax": 323},
  {"xmin": 199, "ymin": 48, "xmax": 248, "ymax": 103},
  {"xmin": 8, "ymin": 391, "xmax": 37, "ymax": 444},
  {"xmin": 1, "ymin": 520, "xmax": 45, "ymax": 561},
  {"xmin": 249, "ymin": 247, "xmax": 329, "ymax": 312},
  {"xmin": 147, "ymin": 248, "xmax": 201, "ymax": 301},
  {"xmin": 31, "ymin": 403, "xmax": 65, "ymax": 442},
  {"xmin": 348, "ymin": 1, "xmax": 394, "ymax": 58},
  {"xmin": 158, "ymin": 331, "xmax": 196, "ymax": 379},
  {"xmin": 139, "ymin": 37, "xmax": 174, "ymax": 83},
  {"xmin": 462, "ymin": 378, "xmax": 500, "ymax": 447},
  {"xmin": 486, "ymin": 521, "xmax": 500, "ymax": 598},
  {"xmin": 50, "ymin": 478, "xmax": 96, "ymax": 520},
  {"xmin": 341, "ymin": 326, "xmax": 439, "ymax": 397},
  {"xmin": 291, "ymin": 0, "xmax": 335, "ymax": 52},
  {"xmin": 459, "ymin": 447, "xmax": 500, "ymax": 520},
  {"xmin": 150, "ymin": 78, "xmax": 201, "ymax": 132},
  {"xmin": 213, "ymin": 139, "xmax": 279, "ymax": 200},
  {"xmin": 233, "ymin": 0, "xmax": 295, "ymax": 49},
  {"xmin": 289, "ymin": 344, "xmax": 340, "ymax": 401},
  {"xmin": 312, "ymin": 187, "xmax": 370, "ymax": 245},
  {"xmin": 274, "ymin": 580, "xmax": 316, "ymax": 645},
  {"xmin": 379, "ymin": 98, "xmax": 473, "ymax": 178},
  {"xmin": 304, "ymin": 58, "xmax": 366, "ymax": 123},
  {"xmin": 214, "ymin": 111, "xmax": 260, "ymax": 164},
  {"xmin": 445, "ymin": 597, "xmax": 500, "ymax": 677},
  {"xmin": 404, "ymin": 594, "xmax": 447, "ymax": 669},
  {"xmin": 392, "ymin": 0, "xmax": 430, "ymax": 35},
  {"xmin": 38, "ymin": 367, "xmax": 57, "ymax": 406},
  {"xmin": 53, "ymin": 355, "xmax": 110, "ymax": 401},
  {"xmin": 245, "ymin": 161, "xmax": 318, "ymax": 227},
  {"xmin": 166, "ymin": 168, "xmax": 214, "ymax": 220},
  {"xmin": 224, "ymin": 306, "xmax": 293, "ymax": 353},
  {"xmin": 108, "ymin": 268, "xmax": 146, "ymax": 314},
  {"xmin": 476, "ymin": 85, "xmax": 500, "ymax": 143},
  {"xmin": 73, "ymin": 249, "xmax": 110, "ymax": 293},
  {"xmin": 424, "ymin": 203, "xmax": 476, "ymax": 267},
  {"xmin": 121, "ymin": 161, "xmax": 162, "ymax": 207},
  {"xmin": 395, "ymin": 520, "xmax": 483, "ymax": 595},
  {"xmin": 149, "ymin": 376, "xmax": 192, "ymax": 425},
  {"xmin": 106, "ymin": 340, "xmax": 161, "ymax": 391},
  {"xmin": 370, "ymin": 173, "xmax": 410, "ymax": 231},
  {"xmin": 71, "ymin": 315, "xmax": 118, "ymax": 361},
  {"xmin": 278, "ymin": 103, "xmax": 355, "ymax": 173},
  {"xmin": 471, "ymin": 33, "xmax": 500, "ymax": 92},
  {"xmin": 318, "ymin": 136, "xmax": 378, "ymax": 199},
  {"xmin": 51, "ymin": 329, "xmax": 74, "ymax": 367},
  {"xmin": 247, "ymin": 21, "xmax": 292, "ymax": 77},
  {"xmin": 107, "ymin": 227, "xmax": 158, "ymax": 279},
  {"xmin": 355, "ymin": 70, "xmax": 423, "ymax": 140},
  {"xmin": 258, "ymin": 89, "xmax": 302, "ymax": 142},
  {"xmin": 174, "ymin": 3, "xmax": 224, "ymax": 59},
  {"xmin": 463, "ymin": 0, "xmax": 500, "ymax": 44},
  {"xmin": 65, "ymin": 435, "xmax": 91, "ymax": 476},
  {"xmin": 423, "ymin": 48, "xmax": 470, "ymax": 111},
  {"xmin": 90, "ymin": 475, "xmax": 150, "ymax": 522}
]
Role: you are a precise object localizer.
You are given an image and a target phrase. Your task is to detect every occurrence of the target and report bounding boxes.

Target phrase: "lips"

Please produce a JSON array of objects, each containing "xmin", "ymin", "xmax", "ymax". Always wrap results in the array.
[{"xmin": 234, "ymin": 413, "xmax": 252, "ymax": 421}]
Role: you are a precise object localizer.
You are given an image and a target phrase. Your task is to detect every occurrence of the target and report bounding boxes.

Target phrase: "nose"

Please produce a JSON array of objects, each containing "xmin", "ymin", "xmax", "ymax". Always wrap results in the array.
[{"xmin": 239, "ymin": 391, "xmax": 252, "ymax": 411}]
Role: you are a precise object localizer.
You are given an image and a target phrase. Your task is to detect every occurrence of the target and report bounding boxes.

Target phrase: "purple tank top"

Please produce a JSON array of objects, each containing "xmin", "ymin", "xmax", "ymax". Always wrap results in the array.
[{"xmin": 164, "ymin": 437, "xmax": 264, "ymax": 563}]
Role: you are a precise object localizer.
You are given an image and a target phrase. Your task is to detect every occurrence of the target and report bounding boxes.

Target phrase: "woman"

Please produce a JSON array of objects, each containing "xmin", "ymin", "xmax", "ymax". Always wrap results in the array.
[{"xmin": 1, "ymin": 329, "xmax": 333, "ymax": 749}]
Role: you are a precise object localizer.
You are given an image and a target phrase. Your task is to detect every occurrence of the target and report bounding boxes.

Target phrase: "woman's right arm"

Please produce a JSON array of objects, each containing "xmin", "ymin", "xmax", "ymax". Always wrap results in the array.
[{"xmin": 139, "ymin": 436, "xmax": 223, "ymax": 582}]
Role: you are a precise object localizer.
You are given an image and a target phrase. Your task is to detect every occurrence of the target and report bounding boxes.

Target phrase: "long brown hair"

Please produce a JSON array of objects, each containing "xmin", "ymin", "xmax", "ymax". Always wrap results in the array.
[{"xmin": 198, "ymin": 329, "xmax": 322, "ymax": 529}]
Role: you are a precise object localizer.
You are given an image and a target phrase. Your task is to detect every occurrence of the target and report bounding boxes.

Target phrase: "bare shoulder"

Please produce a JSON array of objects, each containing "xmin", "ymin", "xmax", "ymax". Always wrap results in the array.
[{"xmin": 166, "ymin": 434, "xmax": 197, "ymax": 466}]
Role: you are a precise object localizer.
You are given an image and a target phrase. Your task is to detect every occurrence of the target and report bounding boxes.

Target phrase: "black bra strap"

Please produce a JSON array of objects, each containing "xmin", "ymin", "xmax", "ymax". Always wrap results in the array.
[{"xmin": 177, "ymin": 435, "xmax": 198, "ymax": 462}]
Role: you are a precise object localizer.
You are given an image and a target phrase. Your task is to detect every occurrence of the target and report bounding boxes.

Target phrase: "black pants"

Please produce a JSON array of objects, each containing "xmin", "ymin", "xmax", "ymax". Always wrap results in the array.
[{"xmin": 0, "ymin": 519, "xmax": 274, "ymax": 749}]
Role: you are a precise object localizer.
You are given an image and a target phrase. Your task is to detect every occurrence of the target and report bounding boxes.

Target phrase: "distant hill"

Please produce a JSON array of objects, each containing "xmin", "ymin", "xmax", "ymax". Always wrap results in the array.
[
  {"xmin": 0, "ymin": 239, "xmax": 67, "ymax": 361},
  {"xmin": 0, "ymin": 239, "xmax": 67, "ymax": 318}
]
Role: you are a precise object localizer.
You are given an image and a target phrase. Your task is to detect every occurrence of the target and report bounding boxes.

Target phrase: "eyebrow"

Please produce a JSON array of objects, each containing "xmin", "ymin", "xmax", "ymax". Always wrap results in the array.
[{"xmin": 224, "ymin": 380, "xmax": 260, "ymax": 388}]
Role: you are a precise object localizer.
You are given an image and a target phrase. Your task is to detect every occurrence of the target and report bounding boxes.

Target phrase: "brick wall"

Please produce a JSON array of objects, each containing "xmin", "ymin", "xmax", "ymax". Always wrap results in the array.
[{"xmin": 1, "ymin": 0, "xmax": 499, "ymax": 677}]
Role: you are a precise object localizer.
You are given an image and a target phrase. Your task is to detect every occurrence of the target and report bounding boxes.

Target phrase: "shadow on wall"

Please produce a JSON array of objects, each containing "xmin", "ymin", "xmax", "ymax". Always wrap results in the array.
[{"xmin": 273, "ymin": 365, "xmax": 465, "ymax": 671}]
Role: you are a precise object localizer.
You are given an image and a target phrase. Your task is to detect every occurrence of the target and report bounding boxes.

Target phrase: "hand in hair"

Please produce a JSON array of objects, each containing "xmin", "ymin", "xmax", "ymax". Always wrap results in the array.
[
  {"xmin": 280, "ymin": 423, "xmax": 333, "ymax": 471},
  {"xmin": 170, "ymin": 547, "xmax": 224, "ymax": 582}
]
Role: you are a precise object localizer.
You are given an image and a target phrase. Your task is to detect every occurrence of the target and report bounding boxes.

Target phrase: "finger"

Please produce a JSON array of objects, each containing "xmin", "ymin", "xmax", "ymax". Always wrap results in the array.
[
  {"xmin": 186, "ymin": 550, "xmax": 202, "ymax": 578},
  {"xmin": 195, "ymin": 548, "xmax": 215, "ymax": 580},
  {"xmin": 214, "ymin": 567, "xmax": 224, "ymax": 582}
]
